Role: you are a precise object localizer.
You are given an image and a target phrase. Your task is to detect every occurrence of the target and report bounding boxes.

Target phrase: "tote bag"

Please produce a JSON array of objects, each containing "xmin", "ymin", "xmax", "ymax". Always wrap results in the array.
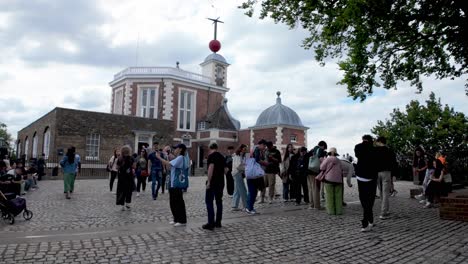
[
  {"xmin": 308, "ymin": 148, "xmax": 321, "ymax": 174},
  {"xmin": 173, "ymin": 157, "xmax": 189, "ymax": 189},
  {"xmin": 245, "ymin": 158, "xmax": 265, "ymax": 179}
]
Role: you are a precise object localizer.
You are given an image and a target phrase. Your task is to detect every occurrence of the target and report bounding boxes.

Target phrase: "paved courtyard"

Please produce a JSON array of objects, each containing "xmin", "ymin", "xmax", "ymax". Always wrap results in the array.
[{"xmin": 1, "ymin": 177, "xmax": 467, "ymax": 264}]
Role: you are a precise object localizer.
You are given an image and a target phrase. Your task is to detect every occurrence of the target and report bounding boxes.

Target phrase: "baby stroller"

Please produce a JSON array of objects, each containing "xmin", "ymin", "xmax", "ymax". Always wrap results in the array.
[{"xmin": 0, "ymin": 190, "xmax": 33, "ymax": 225}]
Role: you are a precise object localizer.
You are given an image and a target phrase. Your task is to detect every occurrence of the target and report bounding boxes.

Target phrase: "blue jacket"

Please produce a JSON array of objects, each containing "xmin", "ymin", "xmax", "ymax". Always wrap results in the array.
[{"xmin": 60, "ymin": 156, "xmax": 78, "ymax": 174}]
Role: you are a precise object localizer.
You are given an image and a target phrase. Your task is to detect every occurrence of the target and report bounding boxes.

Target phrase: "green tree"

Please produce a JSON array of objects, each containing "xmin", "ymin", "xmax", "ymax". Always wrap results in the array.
[
  {"xmin": 240, "ymin": 0, "xmax": 468, "ymax": 101},
  {"xmin": 372, "ymin": 92, "xmax": 468, "ymax": 180},
  {"xmin": 0, "ymin": 122, "xmax": 13, "ymax": 148}
]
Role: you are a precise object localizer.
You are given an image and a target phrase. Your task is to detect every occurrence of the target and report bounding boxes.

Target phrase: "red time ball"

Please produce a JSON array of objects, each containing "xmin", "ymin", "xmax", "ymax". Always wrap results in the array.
[{"xmin": 209, "ymin": 40, "xmax": 221, "ymax": 53}]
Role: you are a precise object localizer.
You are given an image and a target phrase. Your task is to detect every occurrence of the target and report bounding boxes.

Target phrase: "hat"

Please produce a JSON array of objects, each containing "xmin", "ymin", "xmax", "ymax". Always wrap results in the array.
[
  {"xmin": 328, "ymin": 147, "xmax": 339, "ymax": 156},
  {"xmin": 173, "ymin": 143, "xmax": 187, "ymax": 150}
]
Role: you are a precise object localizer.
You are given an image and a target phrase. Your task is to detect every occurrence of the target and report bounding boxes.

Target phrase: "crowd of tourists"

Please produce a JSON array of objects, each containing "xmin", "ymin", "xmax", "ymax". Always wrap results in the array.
[{"xmin": 3, "ymin": 134, "xmax": 454, "ymax": 233}]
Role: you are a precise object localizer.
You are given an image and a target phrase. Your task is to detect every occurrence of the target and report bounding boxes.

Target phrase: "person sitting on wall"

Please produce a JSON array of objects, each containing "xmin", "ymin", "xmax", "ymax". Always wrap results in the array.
[{"xmin": 0, "ymin": 161, "xmax": 22, "ymax": 197}]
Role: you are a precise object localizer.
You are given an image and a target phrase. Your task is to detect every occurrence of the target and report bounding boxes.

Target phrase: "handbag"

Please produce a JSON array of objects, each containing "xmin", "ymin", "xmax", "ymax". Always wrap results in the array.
[
  {"xmin": 316, "ymin": 159, "xmax": 335, "ymax": 182},
  {"xmin": 308, "ymin": 148, "xmax": 321, "ymax": 173},
  {"xmin": 141, "ymin": 170, "xmax": 149, "ymax": 177},
  {"xmin": 173, "ymin": 157, "xmax": 189, "ymax": 189},
  {"xmin": 106, "ymin": 157, "xmax": 117, "ymax": 172}
]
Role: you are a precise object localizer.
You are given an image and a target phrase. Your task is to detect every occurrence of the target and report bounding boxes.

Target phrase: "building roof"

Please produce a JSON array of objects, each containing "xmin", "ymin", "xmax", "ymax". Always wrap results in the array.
[
  {"xmin": 253, "ymin": 92, "xmax": 306, "ymax": 128},
  {"xmin": 200, "ymin": 53, "xmax": 229, "ymax": 66},
  {"xmin": 201, "ymin": 99, "xmax": 240, "ymax": 131}
]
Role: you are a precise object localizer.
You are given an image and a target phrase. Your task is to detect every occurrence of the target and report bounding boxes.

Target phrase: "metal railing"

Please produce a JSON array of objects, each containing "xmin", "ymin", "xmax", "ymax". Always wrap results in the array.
[{"xmin": 113, "ymin": 67, "xmax": 213, "ymax": 84}]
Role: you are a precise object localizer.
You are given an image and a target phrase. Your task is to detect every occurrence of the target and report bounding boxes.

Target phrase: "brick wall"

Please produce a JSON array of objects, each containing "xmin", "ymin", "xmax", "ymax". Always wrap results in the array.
[
  {"xmin": 238, "ymin": 130, "xmax": 251, "ymax": 147},
  {"xmin": 17, "ymin": 109, "xmax": 58, "ymax": 160},
  {"xmin": 252, "ymin": 128, "xmax": 276, "ymax": 144},
  {"xmin": 18, "ymin": 107, "xmax": 174, "ymax": 163},
  {"xmin": 439, "ymin": 195, "xmax": 468, "ymax": 222},
  {"xmin": 282, "ymin": 128, "xmax": 306, "ymax": 147}
]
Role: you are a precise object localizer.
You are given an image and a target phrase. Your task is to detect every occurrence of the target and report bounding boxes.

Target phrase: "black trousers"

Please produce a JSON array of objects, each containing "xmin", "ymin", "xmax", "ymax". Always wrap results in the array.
[
  {"xmin": 293, "ymin": 175, "xmax": 309, "ymax": 204},
  {"xmin": 169, "ymin": 188, "xmax": 187, "ymax": 224},
  {"xmin": 116, "ymin": 175, "xmax": 133, "ymax": 206},
  {"xmin": 358, "ymin": 179, "xmax": 377, "ymax": 227},
  {"xmin": 225, "ymin": 171, "xmax": 234, "ymax": 196},
  {"xmin": 109, "ymin": 171, "xmax": 118, "ymax": 191},
  {"xmin": 206, "ymin": 188, "xmax": 223, "ymax": 226}
]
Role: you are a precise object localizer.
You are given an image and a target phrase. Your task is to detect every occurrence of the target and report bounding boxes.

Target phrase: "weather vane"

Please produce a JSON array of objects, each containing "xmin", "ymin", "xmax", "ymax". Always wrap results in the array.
[{"xmin": 207, "ymin": 17, "xmax": 224, "ymax": 40}]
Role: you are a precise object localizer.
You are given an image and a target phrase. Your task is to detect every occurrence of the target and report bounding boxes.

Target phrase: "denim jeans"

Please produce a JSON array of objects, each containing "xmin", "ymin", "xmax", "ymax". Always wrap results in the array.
[
  {"xmin": 205, "ymin": 188, "xmax": 223, "ymax": 226},
  {"xmin": 232, "ymin": 172, "xmax": 248, "ymax": 209},
  {"xmin": 151, "ymin": 169, "xmax": 162, "ymax": 199},
  {"xmin": 247, "ymin": 178, "xmax": 259, "ymax": 211},
  {"xmin": 282, "ymin": 182, "xmax": 290, "ymax": 200}
]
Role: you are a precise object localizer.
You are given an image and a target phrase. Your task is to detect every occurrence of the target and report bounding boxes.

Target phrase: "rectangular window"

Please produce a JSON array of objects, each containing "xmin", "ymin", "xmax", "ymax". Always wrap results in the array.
[
  {"xmin": 86, "ymin": 134, "xmax": 100, "ymax": 160},
  {"xmin": 178, "ymin": 90, "xmax": 195, "ymax": 130},
  {"xmin": 113, "ymin": 89, "xmax": 123, "ymax": 114},
  {"xmin": 290, "ymin": 135, "xmax": 297, "ymax": 143},
  {"xmin": 139, "ymin": 87, "xmax": 158, "ymax": 118}
]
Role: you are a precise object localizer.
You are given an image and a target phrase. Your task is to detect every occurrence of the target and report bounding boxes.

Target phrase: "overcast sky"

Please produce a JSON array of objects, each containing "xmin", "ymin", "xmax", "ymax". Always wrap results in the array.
[{"xmin": 1, "ymin": 0, "xmax": 467, "ymax": 156}]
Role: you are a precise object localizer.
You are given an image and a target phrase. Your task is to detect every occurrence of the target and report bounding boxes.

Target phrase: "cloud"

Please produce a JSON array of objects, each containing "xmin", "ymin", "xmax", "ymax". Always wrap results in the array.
[{"xmin": 0, "ymin": 0, "xmax": 467, "ymax": 158}]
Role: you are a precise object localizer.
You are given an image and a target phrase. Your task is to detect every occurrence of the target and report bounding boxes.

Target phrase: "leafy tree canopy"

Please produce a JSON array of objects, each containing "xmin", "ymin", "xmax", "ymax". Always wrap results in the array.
[
  {"xmin": 371, "ymin": 92, "xmax": 467, "ymax": 160},
  {"xmin": 240, "ymin": 0, "xmax": 468, "ymax": 101},
  {"xmin": 0, "ymin": 122, "xmax": 13, "ymax": 148}
]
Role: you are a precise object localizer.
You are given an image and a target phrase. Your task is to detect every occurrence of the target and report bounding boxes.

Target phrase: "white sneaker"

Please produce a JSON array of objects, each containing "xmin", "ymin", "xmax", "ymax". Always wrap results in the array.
[
  {"xmin": 415, "ymin": 194, "xmax": 424, "ymax": 200},
  {"xmin": 419, "ymin": 199, "xmax": 427, "ymax": 204},
  {"xmin": 269, "ymin": 199, "xmax": 273, "ymax": 204},
  {"xmin": 136, "ymin": 193, "xmax": 140, "ymax": 197},
  {"xmin": 169, "ymin": 221, "xmax": 175, "ymax": 225},
  {"xmin": 174, "ymin": 223, "xmax": 186, "ymax": 227},
  {"xmin": 121, "ymin": 206, "xmax": 126, "ymax": 211},
  {"xmin": 379, "ymin": 215, "xmax": 389, "ymax": 220},
  {"xmin": 423, "ymin": 202, "xmax": 433, "ymax": 208},
  {"xmin": 361, "ymin": 226, "xmax": 372, "ymax": 232}
]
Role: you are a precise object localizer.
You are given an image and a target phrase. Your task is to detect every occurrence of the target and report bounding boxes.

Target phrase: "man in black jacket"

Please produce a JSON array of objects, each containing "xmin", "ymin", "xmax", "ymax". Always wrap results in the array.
[
  {"xmin": 375, "ymin": 136, "xmax": 398, "ymax": 220},
  {"xmin": 260, "ymin": 141, "xmax": 282, "ymax": 204},
  {"xmin": 355, "ymin": 135, "xmax": 378, "ymax": 232}
]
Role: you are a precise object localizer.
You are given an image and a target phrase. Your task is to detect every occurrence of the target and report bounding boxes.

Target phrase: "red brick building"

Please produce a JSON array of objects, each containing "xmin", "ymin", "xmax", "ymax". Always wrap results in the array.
[
  {"xmin": 238, "ymin": 92, "xmax": 308, "ymax": 154},
  {"xmin": 109, "ymin": 52, "xmax": 240, "ymax": 169}
]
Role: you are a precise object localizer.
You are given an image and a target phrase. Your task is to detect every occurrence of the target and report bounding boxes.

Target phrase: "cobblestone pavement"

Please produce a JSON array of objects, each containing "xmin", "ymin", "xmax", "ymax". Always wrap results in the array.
[{"xmin": 1, "ymin": 177, "xmax": 467, "ymax": 264}]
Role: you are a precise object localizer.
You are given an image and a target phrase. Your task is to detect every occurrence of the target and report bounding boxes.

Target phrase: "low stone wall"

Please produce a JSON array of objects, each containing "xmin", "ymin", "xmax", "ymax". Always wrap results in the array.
[
  {"xmin": 410, "ymin": 188, "xmax": 423, "ymax": 198},
  {"xmin": 439, "ymin": 195, "xmax": 468, "ymax": 222}
]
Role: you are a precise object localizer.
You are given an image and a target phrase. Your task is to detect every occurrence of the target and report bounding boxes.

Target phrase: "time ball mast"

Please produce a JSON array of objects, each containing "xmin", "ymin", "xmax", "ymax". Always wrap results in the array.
[{"xmin": 207, "ymin": 17, "xmax": 223, "ymax": 53}]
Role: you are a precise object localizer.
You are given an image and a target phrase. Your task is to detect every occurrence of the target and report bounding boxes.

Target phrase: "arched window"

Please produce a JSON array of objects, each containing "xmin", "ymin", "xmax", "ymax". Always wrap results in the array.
[
  {"xmin": 32, "ymin": 132, "xmax": 38, "ymax": 158},
  {"xmin": 24, "ymin": 137, "xmax": 29, "ymax": 159},
  {"xmin": 17, "ymin": 140, "xmax": 21, "ymax": 157},
  {"xmin": 43, "ymin": 127, "xmax": 50, "ymax": 159}
]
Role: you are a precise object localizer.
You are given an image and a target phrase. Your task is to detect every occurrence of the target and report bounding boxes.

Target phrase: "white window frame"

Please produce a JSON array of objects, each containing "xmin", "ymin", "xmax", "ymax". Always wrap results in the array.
[
  {"xmin": 177, "ymin": 88, "xmax": 197, "ymax": 132},
  {"xmin": 113, "ymin": 87, "xmax": 124, "ymax": 114},
  {"xmin": 136, "ymin": 84, "xmax": 159, "ymax": 119},
  {"xmin": 32, "ymin": 133, "xmax": 38, "ymax": 158},
  {"xmin": 24, "ymin": 138, "xmax": 29, "ymax": 159},
  {"xmin": 17, "ymin": 141, "xmax": 21, "ymax": 157},
  {"xmin": 290, "ymin": 135, "xmax": 297, "ymax": 143},
  {"xmin": 85, "ymin": 134, "xmax": 100, "ymax": 160},
  {"xmin": 43, "ymin": 128, "xmax": 50, "ymax": 159}
]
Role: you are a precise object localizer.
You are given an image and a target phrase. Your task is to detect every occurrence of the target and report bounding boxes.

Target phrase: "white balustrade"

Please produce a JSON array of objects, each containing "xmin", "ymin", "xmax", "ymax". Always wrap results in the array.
[{"xmin": 113, "ymin": 67, "xmax": 212, "ymax": 84}]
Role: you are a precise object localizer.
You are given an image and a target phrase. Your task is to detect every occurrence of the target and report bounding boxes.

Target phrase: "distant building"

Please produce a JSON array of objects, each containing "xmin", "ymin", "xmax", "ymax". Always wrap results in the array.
[
  {"xmin": 16, "ymin": 107, "xmax": 173, "ymax": 173},
  {"xmin": 17, "ymin": 49, "xmax": 308, "ymax": 174},
  {"xmin": 239, "ymin": 92, "xmax": 308, "ymax": 153}
]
